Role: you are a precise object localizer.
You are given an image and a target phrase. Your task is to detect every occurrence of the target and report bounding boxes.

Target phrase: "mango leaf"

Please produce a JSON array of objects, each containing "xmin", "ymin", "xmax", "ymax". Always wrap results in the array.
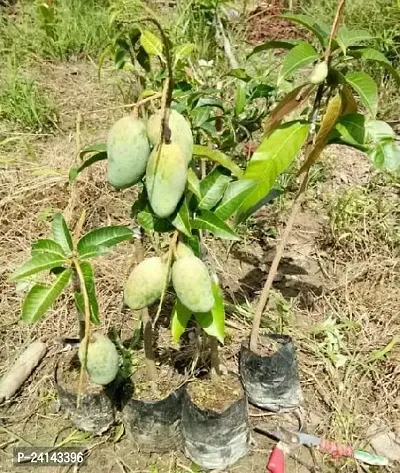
[
  {"xmin": 193, "ymin": 145, "xmax": 243, "ymax": 178},
  {"xmin": 69, "ymin": 151, "xmax": 107, "ymax": 182},
  {"xmin": 349, "ymin": 48, "xmax": 400, "ymax": 85},
  {"xmin": 366, "ymin": 120, "xmax": 396, "ymax": 142},
  {"xmin": 199, "ymin": 167, "xmax": 232, "ymax": 211},
  {"xmin": 77, "ymin": 226, "xmax": 132, "ymax": 257},
  {"xmin": 80, "ymin": 143, "xmax": 106, "ymax": 158},
  {"xmin": 264, "ymin": 84, "xmax": 314, "ymax": 134},
  {"xmin": 278, "ymin": 43, "xmax": 319, "ymax": 85},
  {"xmin": 227, "ymin": 68, "xmax": 252, "ymax": 82},
  {"xmin": 187, "ymin": 168, "xmax": 202, "ymax": 200},
  {"xmin": 336, "ymin": 27, "xmax": 373, "ymax": 54},
  {"xmin": 214, "ymin": 180, "xmax": 256, "ymax": 221},
  {"xmin": 11, "ymin": 253, "xmax": 66, "ymax": 281},
  {"xmin": 31, "ymin": 239, "xmax": 65, "ymax": 257},
  {"xmin": 21, "ymin": 269, "xmax": 73, "ymax": 323},
  {"xmin": 247, "ymin": 39, "xmax": 304, "ymax": 58},
  {"xmin": 171, "ymin": 299, "xmax": 192, "ymax": 343},
  {"xmin": 299, "ymin": 94, "xmax": 343, "ymax": 174},
  {"xmin": 52, "ymin": 213, "xmax": 73, "ymax": 255},
  {"xmin": 235, "ymin": 84, "xmax": 246, "ymax": 116},
  {"xmin": 235, "ymin": 188, "xmax": 282, "ymax": 224},
  {"xmin": 335, "ymin": 113, "xmax": 366, "ymax": 146},
  {"xmin": 195, "ymin": 282, "xmax": 225, "ymax": 344},
  {"xmin": 140, "ymin": 29, "xmax": 163, "ymax": 56},
  {"xmin": 341, "ymin": 85, "xmax": 358, "ymax": 115},
  {"xmin": 74, "ymin": 261, "xmax": 100, "ymax": 325},
  {"xmin": 345, "ymin": 71, "xmax": 378, "ymax": 118},
  {"xmin": 369, "ymin": 140, "xmax": 400, "ymax": 171},
  {"xmin": 171, "ymin": 197, "xmax": 191, "ymax": 237},
  {"xmin": 77, "ymin": 245, "xmax": 110, "ymax": 260},
  {"xmin": 185, "ymin": 235, "xmax": 201, "ymax": 257},
  {"xmin": 175, "ymin": 43, "xmax": 195, "ymax": 62},
  {"xmin": 280, "ymin": 14, "xmax": 330, "ymax": 47},
  {"xmin": 238, "ymin": 121, "xmax": 309, "ymax": 216},
  {"xmin": 191, "ymin": 210, "xmax": 240, "ymax": 240}
]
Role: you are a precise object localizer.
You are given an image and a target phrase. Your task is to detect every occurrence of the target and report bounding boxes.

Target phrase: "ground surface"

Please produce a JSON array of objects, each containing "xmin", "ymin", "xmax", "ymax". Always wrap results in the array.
[{"xmin": 1, "ymin": 3, "xmax": 400, "ymax": 473}]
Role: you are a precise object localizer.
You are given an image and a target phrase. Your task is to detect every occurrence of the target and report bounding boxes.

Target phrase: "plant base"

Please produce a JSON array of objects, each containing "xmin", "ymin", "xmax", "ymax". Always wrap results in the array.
[
  {"xmin": 54, "ymin": 352, "xmax": 116, "ymax": 435},
  {"xmin": 240, "ymin": 334, "xmax": 302, "ymax": 412},
  {"xmin": 181, "ymin": 374, "xmax": 250, "ymax": 470},
  {"xmin": 122, "ymin": 384, "xmax": 184, "ymax": 453}
]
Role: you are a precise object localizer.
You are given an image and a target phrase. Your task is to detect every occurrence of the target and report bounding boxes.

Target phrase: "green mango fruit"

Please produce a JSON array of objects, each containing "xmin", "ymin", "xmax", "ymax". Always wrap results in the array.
[
  {"xmin": 146, "ymin": 142, "xmax": 187, "ymax": 218},
  {"xmin": 175, "ymin": 242, "xmax": 194, "ymax": 259},
  {"xmin": 147, "ymin": 109, "xmax": 193, "ymax": 164},
  {"xmin": 79, "ymin": 334, "xmax": 119, "ymax": 386},
  {"xmin": 172, "ymin": 255, "xmax": 214, "ymax": 313},
  {"xmin": 124, "ymin": 257, "xmax": 169, "ymax": 310},
  {"xmin": 107, "ymin": 116, "xmax": 150, "ymax": 189}
]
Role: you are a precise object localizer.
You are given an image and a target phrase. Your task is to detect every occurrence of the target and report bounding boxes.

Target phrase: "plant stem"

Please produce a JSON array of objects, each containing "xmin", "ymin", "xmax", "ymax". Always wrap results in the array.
[
  {"xmin": 85, "ymin": 93, "xmax": 163, "ymax": 115},
  {"xmin": 72, "ymin": 271, "xmax": 85, "ymax": 341},
  {"xmin": 134, "ymin": 235, "xmax": 157, "ymax": 382},
  {"xmin": 73, "ymin": 258, "xmax": 92, "ymax": 408},
  {"xmin": 209, "ymin": 336, "xmax": 222, "ymax": 381}
]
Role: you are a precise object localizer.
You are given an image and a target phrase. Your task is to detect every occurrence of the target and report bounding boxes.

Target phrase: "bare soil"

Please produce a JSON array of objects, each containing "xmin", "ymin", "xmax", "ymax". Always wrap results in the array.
[
  {"xmin": 187, "ymin": 373, "xmax": 243, "ymax": 413},
  {"xmin": 131, "ymin": 364, "xmax": 185, "ymax": 402}
]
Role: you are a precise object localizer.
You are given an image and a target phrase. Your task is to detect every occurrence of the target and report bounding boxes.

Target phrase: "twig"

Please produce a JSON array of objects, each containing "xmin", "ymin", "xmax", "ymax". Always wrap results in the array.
[
  {"xmin": 152, "ymin": 230, "xmax": 179, "ymax": 329},
  {"xmin": 324, "ymin": 0, "xmax": 346, "ymax": 62},
  {"xmin": 215, "ymin": 14, "xmax": 239, "ymax": 69},
  {"xmin": 85, "ymin": 93, "xmax": 162, "ymax": 116}
]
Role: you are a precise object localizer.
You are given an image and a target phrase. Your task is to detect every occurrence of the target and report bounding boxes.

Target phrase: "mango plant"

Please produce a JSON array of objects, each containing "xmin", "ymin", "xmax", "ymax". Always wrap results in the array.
[{"xmin": 10, "ymin": 213, "xmax": 133, "ymax": 390}]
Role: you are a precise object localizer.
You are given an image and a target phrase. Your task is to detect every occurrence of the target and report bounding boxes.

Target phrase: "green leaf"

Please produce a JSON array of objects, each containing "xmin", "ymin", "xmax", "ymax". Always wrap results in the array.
[
  {"xmin": 69, "ymin": 151, "xmax": 107, "ymax": 182},
  {"xmin": 345, "ymin": 71, "xmax": 378, "ymax": 118},
  {"xmin": 214, "ymin": 180, "xmax": 256, "ymax": 221},
  {"xmin": 140, "ymin": 29, "xmax": 163, "ymax": 56},
  {"xmin": 171, "ymin": 299, "xmax": 192, "ymax": 343},
  {"xmin": 187, "ymin": 168, "xmax": 202, "ymax": 200},
  {"xmin": 77, "ymin": 226, "xmax": 132, "ymax": 257},
  {"xmin": 52, "ymin": 213, "xmax": 73, "ymax": 255},
  {"xmin": 76, "ymin": 245, "xmax": 110, "ymax": 260},
  {"xmin": 11, "ymin": 253, "xmax": 67, "ymax": 281},
  {"xmin": 199, "ymin": 167, "xmax": 232, "ymax": 211},
  {"xmin": 235, "ymin": 188, "xmax": 282, "ymax": 224},
  {"xmin": 21, "ymin": 269, "xmax": 72, "ymax": 323},
  {"xmin": 278, "ymin": 43, "xmax": 319, "ymax": 84},
  {"xmin": 238, "ymin": 121, "xmax": 309, "ymax": 216},
  {"xmin": 170, "ymin": 198, "xmax": 191, "ymax": 237},
  {"xmin": 336, "ymin": 27, "xmax": 373, "ymax": 54},
  {"xmin": 193, "ymin": 145, "xmax": 243, "ymax": 178},
  {"xmin": 80, "ymin": 143, "xmax": 107, "ymax": 158},
  {"xmin": 280, "ymin": 14, "xmax": 330, "ymax": 47},
  {"xmin": 235, "ymin": 83, "xmax": 246, "ymax": 116},
  {"xmin": 195, "ymin": 282, "xmax": 225, "ymax": 344},
  {"xmin": 366, "ymin": 120, "xmax": 396, "ymax": 142},
  {"xmin": 175, "ymin": 43, "xmax": 195, "ymax": 62},
  {"xmin": 191, "ymin": 210, "xmax": 240, "ymax": 240},
  {"xmin": 227, "ymin": 68, "xmax": 252, "ymax": 82},
  {"xmin": 75, "ymin": 261, "xmax": 100, "ymax": 325},
  {"xmin": 335, "ymin": 113, "xmax": 366, "ymax": 146},
  {"xmin": 369, "ymin": 140, "xmax": 400, "ymax": 172},
  {"xmin": 349, "ymin": 48, "xmax": 400, "ymax": 85},
  {"xmin": 31, "ymin": 239, "xmax": 65, "ymax": 257},
  {"xmin": 247, "ymin": 39, "xmax": 304, "ymax": 58}
]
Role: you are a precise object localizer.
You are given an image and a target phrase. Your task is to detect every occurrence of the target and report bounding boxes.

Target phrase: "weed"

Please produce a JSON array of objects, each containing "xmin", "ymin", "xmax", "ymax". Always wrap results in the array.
[{"xmin": 0, "ymin": 65, "xmax": 57, "ymax": 131}]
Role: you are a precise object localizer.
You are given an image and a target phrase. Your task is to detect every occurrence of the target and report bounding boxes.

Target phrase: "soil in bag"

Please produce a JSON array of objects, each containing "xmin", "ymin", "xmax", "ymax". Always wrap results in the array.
[
  {"xmin": 240, "ymin": 334, "xmax": 302, "ymax": 412},
  {"xmin": 122, "ymin": 365, "xmax": 184, "ymax": 453},
  {"xmin": 55, "ymin": 351, "xmax": 116, "ymax": 435},
  {"xmin": 181, "ymin": 373, "xmax": 250, "ymax": 471}
]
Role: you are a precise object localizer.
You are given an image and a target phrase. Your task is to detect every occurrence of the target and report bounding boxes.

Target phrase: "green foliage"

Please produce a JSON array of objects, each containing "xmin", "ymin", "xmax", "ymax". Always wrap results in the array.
[{"xmin": 11, "ymin": 213, "xmax": 132, "ymax": 325}]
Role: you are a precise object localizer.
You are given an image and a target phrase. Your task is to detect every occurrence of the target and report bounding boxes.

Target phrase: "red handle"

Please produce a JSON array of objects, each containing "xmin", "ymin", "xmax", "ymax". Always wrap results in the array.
[{"xmin": 267, "ymin": 445, "xmax": 285, "ymax": 473}]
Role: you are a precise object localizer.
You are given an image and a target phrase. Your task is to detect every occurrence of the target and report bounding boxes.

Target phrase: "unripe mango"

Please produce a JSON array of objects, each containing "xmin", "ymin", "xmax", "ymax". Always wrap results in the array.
[
  {"xmin": 79, "ymin": 334, "xmax": 119, "ymax": 385},
  {"xmin": 146, "ymin": 143, "xmax": 187, "ymax": 218},
  {"xmin": 107, "ymin": 116, "xmax": 150, "ymax": 189},
  {"xmin": 124, "ymin": 257, "xmax": 169, "ymax": 310},
  {"xmin": 172, "ymin": 256, "xmax": 214, "ymax": 313},
  {"xmin": 309, "ymin": 61, "xmax": 328, "ymax": 85},
  {"xmin": 175, "ymin": 242, "xmax": 194, "ymax": 259},
  {"xmin": 147, "ymin": 109, "xmax": 193, "ymax": 164}
]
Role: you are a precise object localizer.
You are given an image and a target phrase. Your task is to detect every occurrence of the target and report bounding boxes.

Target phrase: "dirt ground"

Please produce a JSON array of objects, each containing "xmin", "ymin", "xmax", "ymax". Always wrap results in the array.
[{"xmin": 1, "ymin": 22, "xmax": 399, "ymax": 473}]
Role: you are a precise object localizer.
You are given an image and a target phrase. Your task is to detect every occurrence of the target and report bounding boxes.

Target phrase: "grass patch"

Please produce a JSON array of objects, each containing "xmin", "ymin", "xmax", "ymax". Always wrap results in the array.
[
  {"xmin": 0, "ymin": 0, "xmax": 111, "ymax": 61},
  {"xmin": 0, "ymin": 64, "xmax": 57, "ymax": 131}
]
